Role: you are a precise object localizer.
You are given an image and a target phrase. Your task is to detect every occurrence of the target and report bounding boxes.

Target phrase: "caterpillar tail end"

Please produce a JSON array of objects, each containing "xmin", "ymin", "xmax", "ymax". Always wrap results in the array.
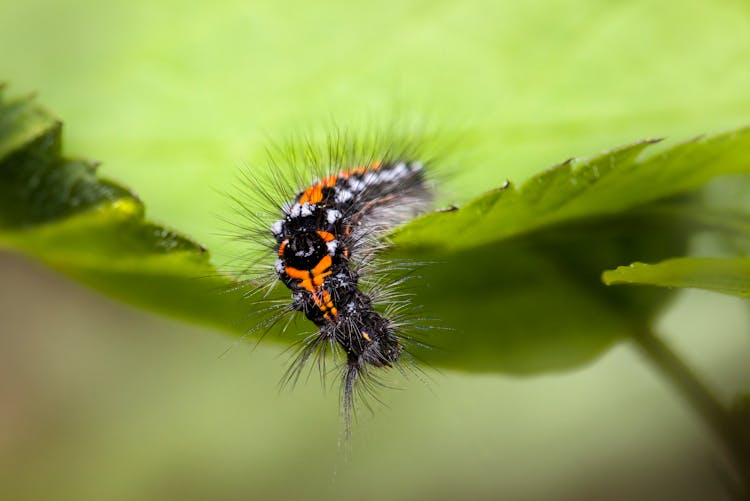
[{"xmin": 341, "ymin": 361, "xmax": 361, "ymax": 440}]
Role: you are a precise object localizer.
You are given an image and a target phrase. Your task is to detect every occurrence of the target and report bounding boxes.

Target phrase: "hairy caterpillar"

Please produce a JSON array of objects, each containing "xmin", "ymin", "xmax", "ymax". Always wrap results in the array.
[{"xmin": 231, "ymin": 131, "xmax": 434, "ymax": 433}]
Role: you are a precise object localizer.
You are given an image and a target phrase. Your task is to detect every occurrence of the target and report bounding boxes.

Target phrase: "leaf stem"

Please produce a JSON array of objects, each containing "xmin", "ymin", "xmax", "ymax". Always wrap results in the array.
[{"xmin": 632, "ymin": 327, "xmax": 750, "ymax": 496}]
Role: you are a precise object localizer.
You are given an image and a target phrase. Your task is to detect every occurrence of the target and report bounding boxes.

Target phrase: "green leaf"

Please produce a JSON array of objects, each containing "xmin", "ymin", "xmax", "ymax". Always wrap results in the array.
[
  {"xmin": 0, "ymin": 90, "xmax": 250, "ymax": 333},
  {"xmin": 603, "ymin": 258, "xmax": 750, "ymax": 298},
  {"xmin": 2, "ymin": 89, "xmax": 749, "ymax": 375},
  {"xmin": 390, "ymin": 131, "xmax": 750, "ymax": 372},
  {"xmin": 393, "ymin": 128, "xmax": 750, "ymax": 253}
]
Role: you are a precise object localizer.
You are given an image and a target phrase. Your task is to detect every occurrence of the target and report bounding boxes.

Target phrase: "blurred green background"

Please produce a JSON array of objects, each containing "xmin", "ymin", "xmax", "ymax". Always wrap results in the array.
[{"xmin": 2, "ymin": 0, "xmax": 750, "ymax": 499}]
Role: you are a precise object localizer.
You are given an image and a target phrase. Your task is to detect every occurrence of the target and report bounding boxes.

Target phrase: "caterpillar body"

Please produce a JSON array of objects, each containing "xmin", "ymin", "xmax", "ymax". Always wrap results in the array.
[
  {"xmin": 234, "ymin": 135, "xmax": 434, "ymax": 433},
  {"xmin": 273, "ymin": 161, "xmax": 430, "ymax": 423}
]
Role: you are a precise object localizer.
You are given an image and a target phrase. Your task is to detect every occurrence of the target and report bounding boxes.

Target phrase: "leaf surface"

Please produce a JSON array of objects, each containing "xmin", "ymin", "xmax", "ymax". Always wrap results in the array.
[{"xmin": 603, "ymin": 258, "xmax": 750, "ymax": 298}]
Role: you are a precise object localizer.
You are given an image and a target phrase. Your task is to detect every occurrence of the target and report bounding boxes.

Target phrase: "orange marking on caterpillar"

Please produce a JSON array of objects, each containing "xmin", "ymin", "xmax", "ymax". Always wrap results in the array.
[
  {"xmin": 321, "ymin": 174, "xmax": 338, "ymax": 187},
  {"xmin": 284, "ymin": 266, "xmax": 315, "ymax": 292},
  {"xmin": 298, "ymin": 161, "xmax": 384, "ymax": 204},
  {"xmin": 299, "ymin": 175, "xmax": 338, "ymax": 204},
  {"xmin": 312, "ymin": 255, "xmax": 332, "ymax": 276},
  {"xmin": 317, "ymin": 230, "xmax": 335, "ymax": 242},
  {"xmin": 338, "ymin": 162, "xmax": 381, "ymax": 180},
  {"xmin": 284, "ymin": 266, "xmax": 307, "ymax": 280},
  {"xmin": 299, "ymin": 185, "xmax": 323, "ymax": 204},
  {"xmin": 314, "ymin": 289, "xmax": 338, "ymax": 319},
  {"xmin": 312, "ymin": 271, "xmax": 331, "ymax": 287},
  {"xmin": 278, "ymin": 240, "xmax": 287, "ymax": 257}
]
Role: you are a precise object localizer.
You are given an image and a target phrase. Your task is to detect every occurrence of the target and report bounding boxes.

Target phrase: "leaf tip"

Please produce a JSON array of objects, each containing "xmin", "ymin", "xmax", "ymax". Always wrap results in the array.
[
  {"xmin": 601, "ymin": 263, "xmax": 640, "ymax": 286},
  {"xmin": 435, "ymin": 204, "xmax": 459, "ymax": 213},
  {"xmin": 111, "ymin": 198, "xmax": 143, "ymax": 218},
  {"xmin": 642, "ymin": 137, "xmax": 665, "ymax": 145}
]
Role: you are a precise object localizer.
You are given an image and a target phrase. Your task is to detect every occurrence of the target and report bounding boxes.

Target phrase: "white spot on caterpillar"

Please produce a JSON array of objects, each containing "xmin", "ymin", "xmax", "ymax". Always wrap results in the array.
[
  {"xmin": 348, "ymin": 179, "xmax": 366, "ymax": 191},
  {"xmin": 327, "ymin": 240, "xmax": 338, "ymax": 255},
  {"xmin": 326, "ymin": 209, "xmax": 342, "ymax": 224},
  {"xmin": 299, "ymin": 202, "xmax": 313, "ymax": 217},
  {"xmin": 296, "ymin": 246, "xmax": 312, "ymax": 257},
  {"xmin": 335, "ymin": 190, "xmax": 353, "ymax": 203},
  {"xmin": 290, "ymin": 204, "xmax": 301, "ymax": 217},
  {"xmin": 379, "ymin": 170, "xmax": 397, "ymax": 182},
  {"xmin": 271, "ymin": 220, "xmax": 283, "ymax": 236},
  {"xmin": 275, "ymin": 259, "xmax": 284, "ymax": 274},
  {"xmin": 392, "ymin": 162, "xmax": 407, "ymax": 177}
]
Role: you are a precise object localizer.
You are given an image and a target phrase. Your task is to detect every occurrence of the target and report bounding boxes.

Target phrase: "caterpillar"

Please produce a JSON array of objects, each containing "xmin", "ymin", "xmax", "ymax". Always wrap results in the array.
[{"xmin": 232, "ymin": 132, "xmax": 434, "ymax": 433}]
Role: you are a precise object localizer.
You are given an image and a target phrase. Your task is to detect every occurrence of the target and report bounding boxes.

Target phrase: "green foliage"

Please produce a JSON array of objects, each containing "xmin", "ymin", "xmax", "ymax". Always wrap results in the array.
[
  {"xmin": 603, "ymin": 258, "xmax": 750, "ymax": 298},
  {"xmin": 395, "ymin": 131, "xmax": 750, "ymax": 253},
  {"xmin": 0, "ymin": 91, "xmax": 249, "ymax": 331},
  {"xmin": 1, "ymin": 90, "xmax": 749, "ymax": 374}
]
